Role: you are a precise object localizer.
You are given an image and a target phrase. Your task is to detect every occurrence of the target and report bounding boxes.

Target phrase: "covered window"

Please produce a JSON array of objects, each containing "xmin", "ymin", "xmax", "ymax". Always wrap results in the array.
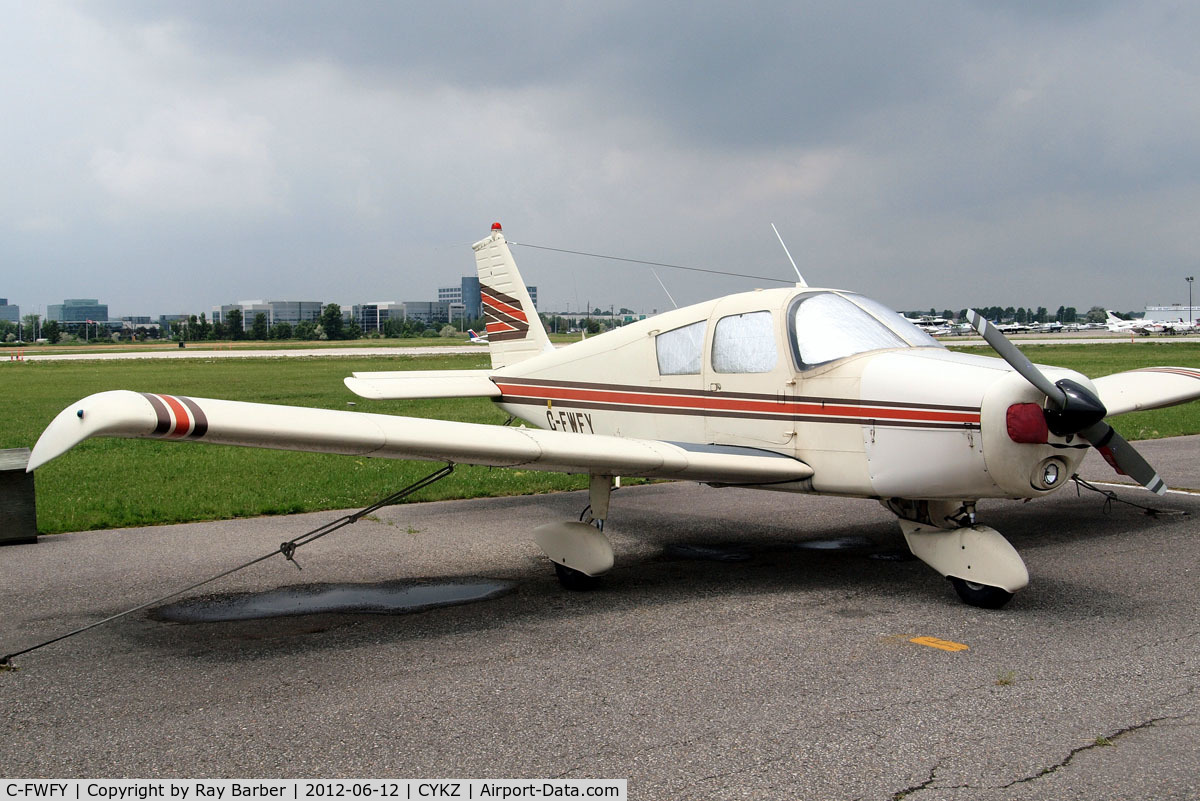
[
  {"xmin": 790, "ymin": 292, "xmax": 940, "ymax": 368},
  {"xmin": 712, "ymin": 311, "xmax": 777, "ymax": 373},
  {"xmin": 656, "ymin": 320, "xmax": 706, "ymax": 375}
]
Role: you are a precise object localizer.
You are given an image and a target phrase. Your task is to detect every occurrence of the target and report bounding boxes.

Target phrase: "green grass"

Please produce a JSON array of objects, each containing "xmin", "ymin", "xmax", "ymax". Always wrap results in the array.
[{"xmin": 3, "ymin": 342, "xmax": 1199, "ymax": 534}]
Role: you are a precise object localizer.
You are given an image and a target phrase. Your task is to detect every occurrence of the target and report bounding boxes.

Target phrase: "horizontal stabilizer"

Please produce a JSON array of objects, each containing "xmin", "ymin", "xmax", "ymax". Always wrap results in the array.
[
  {"xmin": 29, "ymin": 391, "xmax": 814, "ymax": 486},
  {"xmin": 1091, "ymin": 367, "xmax": 1200, "ymax": 417},
  {"xmin": 345, "ymin": 370, "xmax": 500, "ymax": 400}
]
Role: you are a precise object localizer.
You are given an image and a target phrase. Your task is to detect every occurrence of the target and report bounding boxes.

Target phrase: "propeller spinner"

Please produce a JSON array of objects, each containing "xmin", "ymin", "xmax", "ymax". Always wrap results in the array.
[{"xmin": 967, "ymin": 310, "xmax": 1166, "ymax": 495}]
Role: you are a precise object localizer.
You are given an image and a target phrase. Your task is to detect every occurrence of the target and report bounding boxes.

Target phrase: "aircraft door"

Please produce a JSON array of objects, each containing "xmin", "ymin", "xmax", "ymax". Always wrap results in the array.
[{"xmin": 703, "ymin": 302, "xmax": 795, "ymax": 447}]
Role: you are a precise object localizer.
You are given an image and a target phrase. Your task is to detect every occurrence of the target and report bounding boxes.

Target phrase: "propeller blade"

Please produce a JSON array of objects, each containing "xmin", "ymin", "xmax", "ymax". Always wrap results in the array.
[
  {"xmin": 966, "ymin": 310, "xmax": 1066, "ymax": 406},
  {"xmin": 1079, "ymin": 421, "xmax": 1167, "ymax": 495}
]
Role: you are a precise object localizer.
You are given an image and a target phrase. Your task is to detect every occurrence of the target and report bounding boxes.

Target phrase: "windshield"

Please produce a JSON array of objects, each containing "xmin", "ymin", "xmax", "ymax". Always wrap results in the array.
[{"xmin": 789, "ymin": 292, "xmax": 942, "ymax": 369}]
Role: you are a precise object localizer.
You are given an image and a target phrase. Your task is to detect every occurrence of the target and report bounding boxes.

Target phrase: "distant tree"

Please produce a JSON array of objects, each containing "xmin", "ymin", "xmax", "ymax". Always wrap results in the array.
[
  {"xmin": 226, "ymin": 308, "xmax": 244, "ymax": 340},
  {"xmin": 382, "ymin": 317, "xmax": 403, "ymax": 338},
  {"xmin": 586, "ymin": 318, "xmax": 601, "ymax": 334},
  {"xmin": 294, "ymin": 320, "xmax": 318, "ymax": 340},
  {"xmin": 212, "ymin": 320, "xmax": 229, "ymax": 339},
  {"xmin": 320, "ymin": 304, "xmax": 345, "ymax": 340},
  {"xmin": 42, "ymin": 320, "xmax": 61, "ymax": 344},
  {"xmin": 187, "ymin": 315, "xmax": 199, "ymax": 341},
  {"xmin": 271, "ymin": 321, "xmax": 293, "ymax": 340},
  {"xmin": 346, "ymin": 321, "xmax": 362, "ymax": 340},
  {"xmin": 1063, "ymin": 307, "xmax": 1077, "ymax": 323},
  {"xmin": 250, "ymin": 313, "xmax": 269, "ymax": 340},
  {"xmin": 1085, "ymin": 306, "xmax": 1107, "ymax": 324},
  {"xmin": 195, "ymin": 313, "xmax": 211, "ymax": 340},
  {"xmin": 439, "ymin": 324, "xmax": 457, "ymax": 338}
]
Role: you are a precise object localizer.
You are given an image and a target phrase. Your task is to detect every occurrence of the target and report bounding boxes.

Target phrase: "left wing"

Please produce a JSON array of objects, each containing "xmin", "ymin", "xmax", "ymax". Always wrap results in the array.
[
  {"xmin": 28, "ymin": 391, "xmax": 813, "ymax": 485},
  {"xmin": 1091, "ymin": 367, "xmax": 1200, "ymax": 416}
]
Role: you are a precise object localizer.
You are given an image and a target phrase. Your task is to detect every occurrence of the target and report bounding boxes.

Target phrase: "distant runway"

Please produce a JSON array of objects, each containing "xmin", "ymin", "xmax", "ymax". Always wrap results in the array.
[
  {"xmin": 2, "ymin": 439, "xmax": 1197, "ymax": 796},
  {"xmin": 12, "ymin": 344, "xmax": 489, "ymax": 362}
]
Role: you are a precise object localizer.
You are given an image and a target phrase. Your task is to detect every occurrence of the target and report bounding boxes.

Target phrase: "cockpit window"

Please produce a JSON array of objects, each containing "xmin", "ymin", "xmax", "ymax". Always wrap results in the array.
[{"xmin": 789, "ymin": 292, "xmax": 941, "ymax": 369}]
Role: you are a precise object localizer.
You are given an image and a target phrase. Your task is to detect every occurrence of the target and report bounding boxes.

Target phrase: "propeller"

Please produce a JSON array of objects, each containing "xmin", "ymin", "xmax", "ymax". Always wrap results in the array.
[{"xmin": 967, "ymin": 310, "xmax": 1166, "ymax": 495}]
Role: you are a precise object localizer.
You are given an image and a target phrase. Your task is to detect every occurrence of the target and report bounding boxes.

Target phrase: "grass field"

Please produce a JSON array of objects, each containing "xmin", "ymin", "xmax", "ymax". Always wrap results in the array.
[{"xmin": 2, "ymin": 342, "xmax": 1198, "ymax": 534}]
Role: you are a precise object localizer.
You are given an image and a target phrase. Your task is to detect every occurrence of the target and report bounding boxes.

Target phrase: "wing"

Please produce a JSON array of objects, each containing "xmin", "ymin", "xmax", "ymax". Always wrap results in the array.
[
  {"xmin": 1091, "ymin": 367, "xmax": 1200, "ymax": 416},
  {"xmin": 344, "ymin": 370, "xmax": 500, "ymax": 400},
  {"xmin": 28, "ymin": 391, "xmax": 813, "ymax": 485}
]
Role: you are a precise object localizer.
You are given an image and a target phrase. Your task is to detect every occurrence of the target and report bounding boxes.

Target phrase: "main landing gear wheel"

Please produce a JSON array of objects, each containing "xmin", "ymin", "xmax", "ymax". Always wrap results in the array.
[
  {"xmin": 554, "ymin": 562, "xmax": 602, "ymax": 591},
  {"xmin": 949, "ymin": 576, "xmax": 1014, "ymax": 609}
]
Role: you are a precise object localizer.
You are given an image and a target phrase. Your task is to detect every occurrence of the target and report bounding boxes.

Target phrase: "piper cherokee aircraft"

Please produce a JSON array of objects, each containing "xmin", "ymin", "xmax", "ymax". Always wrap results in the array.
[
  {"xmin": 27, "ymin": 223, "xmax": 1200, "ymax": 608},
  {"xmin": 467, "ymin": 328, "xmax": 489, "ymax": 344}
]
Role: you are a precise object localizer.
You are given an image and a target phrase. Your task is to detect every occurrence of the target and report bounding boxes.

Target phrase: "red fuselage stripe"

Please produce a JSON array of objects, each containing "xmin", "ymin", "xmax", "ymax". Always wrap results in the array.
[{"xmin": 494, "ymin": 383, "xmax": 981, "ymax": 425}]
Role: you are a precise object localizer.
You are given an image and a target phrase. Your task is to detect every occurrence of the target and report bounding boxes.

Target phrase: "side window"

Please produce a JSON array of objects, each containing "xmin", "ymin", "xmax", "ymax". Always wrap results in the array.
[
  {"xmin": 656, "ymin": 321, "xmax": 706, "ymax": 375},
  {"xmin": 712, "ymin": 311, "xmax": 777, "ymax": 373}
]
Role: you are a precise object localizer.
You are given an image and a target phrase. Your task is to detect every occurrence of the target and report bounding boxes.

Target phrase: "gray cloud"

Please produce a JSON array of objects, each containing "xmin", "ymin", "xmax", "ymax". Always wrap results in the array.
[{"xmin": 1, "ymin": 0, "xmax": 1198, "ymax": 319}]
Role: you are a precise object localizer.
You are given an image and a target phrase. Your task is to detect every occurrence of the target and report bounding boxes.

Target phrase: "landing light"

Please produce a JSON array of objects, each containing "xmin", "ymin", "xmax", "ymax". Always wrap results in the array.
[{"xmin": 1031, "ymin": 457, "xmax": 1067, "ymax": 491}]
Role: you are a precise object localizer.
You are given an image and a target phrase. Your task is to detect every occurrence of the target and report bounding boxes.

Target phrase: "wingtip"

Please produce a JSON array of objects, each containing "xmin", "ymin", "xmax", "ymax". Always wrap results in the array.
[{"xmin": 26, "ymin": 390, "xmax": 157, "ymax": 472}]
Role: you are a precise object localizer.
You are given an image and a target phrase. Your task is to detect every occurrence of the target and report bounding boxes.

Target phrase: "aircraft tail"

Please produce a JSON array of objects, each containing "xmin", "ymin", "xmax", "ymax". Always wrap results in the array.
[{"xmin": 472, "ymin": 223, "xmax": 553, "ymax": 368}]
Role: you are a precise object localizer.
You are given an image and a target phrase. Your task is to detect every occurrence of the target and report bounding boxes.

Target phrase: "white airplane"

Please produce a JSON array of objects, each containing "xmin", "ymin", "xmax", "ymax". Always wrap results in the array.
[
  {"xmin": 26, "ymin": 223, "xmax": 1200, "ymax": 608},
  {"xmin": 1105, "ymin": 310, "xmax": 1162, "ymax": 335},
  {"xmin": 1162, "ymin": 319, "xmax": 1196, "ymax": 335},
  {"xmin": 467, "ymin": 328, "xmax": 489, "ymax": 344}
]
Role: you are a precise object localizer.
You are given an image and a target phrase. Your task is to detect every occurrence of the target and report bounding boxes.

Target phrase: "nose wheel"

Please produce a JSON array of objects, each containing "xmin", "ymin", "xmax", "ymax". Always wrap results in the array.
[
  {"xmin": 554, "ymin": 562, "xmax": 602, "ymax": 591},
  {"xmin": 948, "ymin": 576, "xmax": 1014, "ymax": 609}
]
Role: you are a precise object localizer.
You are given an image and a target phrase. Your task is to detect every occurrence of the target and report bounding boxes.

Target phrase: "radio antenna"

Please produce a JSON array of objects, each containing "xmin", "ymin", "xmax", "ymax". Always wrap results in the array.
[
  {"xmin": 651, "ymin": 269, "xmax": 678, "ymax": 309},
  {"xmin": 771, "ymin": 223, "xmax": 807, "ymax": 286}
]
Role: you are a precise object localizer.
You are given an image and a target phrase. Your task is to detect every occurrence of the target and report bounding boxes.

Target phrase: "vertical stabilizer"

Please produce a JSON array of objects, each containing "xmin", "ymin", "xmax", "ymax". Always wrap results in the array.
[{"xmin": 472, "ymin": 223, "xmax": 553, "ymax": 368}]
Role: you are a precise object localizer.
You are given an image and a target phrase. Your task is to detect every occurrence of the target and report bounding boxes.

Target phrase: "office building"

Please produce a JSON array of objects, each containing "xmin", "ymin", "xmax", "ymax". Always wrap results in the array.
[
  {"xmin": 212, "ymin": 300, "xmax": 324, "ymax": 330},
  {"xmin": 353, "ymin": 302, "xmax": 404, "ymax": 333},
  {"xmin": 0, "ymin": 299, "xmax": 18, "ymax": 323},
  {"xmin": 438, "ymin": 277, "xmax": 536, "ymax": 318},
  {"xmin": 48, "ymin": 299, "xmax": 108, "ymax": 324}
]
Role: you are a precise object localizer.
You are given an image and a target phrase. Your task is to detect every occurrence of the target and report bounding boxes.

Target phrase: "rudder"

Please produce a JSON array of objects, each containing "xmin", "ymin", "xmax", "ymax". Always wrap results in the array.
[{"xmin": 472, "ymin": 222, "xmax": 553, "ymax": 368}]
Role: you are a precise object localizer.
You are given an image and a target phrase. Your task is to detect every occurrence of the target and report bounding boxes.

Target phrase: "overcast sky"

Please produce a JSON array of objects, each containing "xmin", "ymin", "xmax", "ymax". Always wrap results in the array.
[{"xmin": 2, "ymin": 1, "xmax": 1198, "ymax": 319}]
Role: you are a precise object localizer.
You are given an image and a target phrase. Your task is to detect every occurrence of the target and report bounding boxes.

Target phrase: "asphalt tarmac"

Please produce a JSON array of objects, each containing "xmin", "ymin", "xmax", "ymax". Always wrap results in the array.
[{"xmin": 1, "ymin": 439, "xmax": 1198, "ymax": 799}]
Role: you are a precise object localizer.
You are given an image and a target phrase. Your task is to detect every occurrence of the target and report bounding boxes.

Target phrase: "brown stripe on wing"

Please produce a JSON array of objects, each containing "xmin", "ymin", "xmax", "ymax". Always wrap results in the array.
[{"xmin": 140, "ymin": 393, "xmax": 173, "ymax": 436}]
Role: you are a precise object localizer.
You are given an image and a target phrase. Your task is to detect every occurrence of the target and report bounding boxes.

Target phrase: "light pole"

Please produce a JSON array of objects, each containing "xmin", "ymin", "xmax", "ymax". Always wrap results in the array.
[{"xmin": 1188, "ymin": 276, "xmax": 1195, "ymax": 324}]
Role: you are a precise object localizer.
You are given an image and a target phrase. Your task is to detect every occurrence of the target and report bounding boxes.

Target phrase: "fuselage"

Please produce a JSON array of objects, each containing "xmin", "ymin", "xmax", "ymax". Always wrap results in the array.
[{"xmin": 491, "ymin": 287, "xmax": 1090, "ymax": 502}]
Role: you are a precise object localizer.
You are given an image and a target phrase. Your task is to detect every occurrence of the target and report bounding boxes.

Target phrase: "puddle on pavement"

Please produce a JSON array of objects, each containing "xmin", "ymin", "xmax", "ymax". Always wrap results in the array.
[
  {"xmin": 664, "ymin": 543, "xmax": 754, "ymax": 562},
  {"xmin": 793, "ymin": 535, "xmax": 875, "ymax": 551},
  {"xmin": 150, "ymin": 579, "xmax": 516, "ymax": 623}
]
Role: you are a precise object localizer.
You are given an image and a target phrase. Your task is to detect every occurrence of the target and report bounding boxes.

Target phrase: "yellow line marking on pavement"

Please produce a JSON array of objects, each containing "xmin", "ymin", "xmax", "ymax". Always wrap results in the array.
[{"xmin": 910, "ymin": 636, "xmax": 969, "ymax": 652}]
